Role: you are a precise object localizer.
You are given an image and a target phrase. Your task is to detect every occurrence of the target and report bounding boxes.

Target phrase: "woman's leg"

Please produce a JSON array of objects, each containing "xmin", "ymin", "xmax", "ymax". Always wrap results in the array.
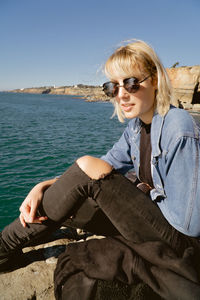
[{"xmin": 0, "ymin": 157, "xmax": 114, "ymax": 261}]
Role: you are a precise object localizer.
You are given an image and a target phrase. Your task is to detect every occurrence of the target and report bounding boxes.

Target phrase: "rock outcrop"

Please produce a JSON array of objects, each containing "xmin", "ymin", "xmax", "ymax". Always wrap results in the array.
[
  {"xmin": 166, "ymin": 65, "xmax": 200, "ymax": 110},
  {"xmin": 0, "ymin": 227, "xmax": 103, "ymax": 300},
  {"xmin": 12, "ymin": 85, "xmax": 110, "ymax": 102},
  {"xmin": 0, "ymin": 227, "xmax": 72, "ymax": 300}
]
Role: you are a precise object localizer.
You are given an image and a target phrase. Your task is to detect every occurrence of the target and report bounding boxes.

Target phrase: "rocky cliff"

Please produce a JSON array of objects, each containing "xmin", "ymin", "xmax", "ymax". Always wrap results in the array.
[{"xmin": 166, "ymin": 65, "xmax": 200, "ymax": 110}]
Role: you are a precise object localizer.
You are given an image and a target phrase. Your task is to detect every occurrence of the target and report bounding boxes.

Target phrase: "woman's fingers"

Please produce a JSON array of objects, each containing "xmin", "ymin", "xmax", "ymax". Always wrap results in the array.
[
  {"xmin": 19, "ymin": 212, "xmax": 48, "ymax": 227},
  {"xmin": 19, "ymin": 212, "xmax": 27, "ymax": 228},
  {"xmin": 19, "ymin": 184, "xmax": 48, "ymax": 225},
  {"xmin": 29, "ymin": 201, "xmax": 38, "ymax": 223},
  {"xmin": 37, "ymin": 216, "xmax": 48, "ymax": 222},
  {"xmin": 19, "ymin": 203, "xmax": 30, "ymax": 220},
  {"xmin": 19, "ymin": 201, "xmax": 33, "ymax": 222}
]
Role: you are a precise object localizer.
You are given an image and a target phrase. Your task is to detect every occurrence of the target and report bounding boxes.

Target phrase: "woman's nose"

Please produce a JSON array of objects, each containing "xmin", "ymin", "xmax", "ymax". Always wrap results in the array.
[{"xmin": 117, "ymin": 86, "xmax": 129, "ymax": 99}]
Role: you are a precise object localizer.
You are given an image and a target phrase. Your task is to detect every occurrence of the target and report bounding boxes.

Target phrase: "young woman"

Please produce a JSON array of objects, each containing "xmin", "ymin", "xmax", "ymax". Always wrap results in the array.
[{"xmin": 1, "ymin": 40, "xmax": 200, "ymax": 299}]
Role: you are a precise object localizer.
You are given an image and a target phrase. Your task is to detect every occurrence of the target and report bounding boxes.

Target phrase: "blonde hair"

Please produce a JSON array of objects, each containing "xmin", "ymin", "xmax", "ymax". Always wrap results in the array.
[{"xmin": 104, "ymin": 39, "xmax": 173, "ymax": 122}]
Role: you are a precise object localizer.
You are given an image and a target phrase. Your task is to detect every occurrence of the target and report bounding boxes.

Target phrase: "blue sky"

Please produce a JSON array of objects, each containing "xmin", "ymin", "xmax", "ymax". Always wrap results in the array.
[{"xmin": 0, "ymin": 0, "xmax": 199, "ymax": 90}]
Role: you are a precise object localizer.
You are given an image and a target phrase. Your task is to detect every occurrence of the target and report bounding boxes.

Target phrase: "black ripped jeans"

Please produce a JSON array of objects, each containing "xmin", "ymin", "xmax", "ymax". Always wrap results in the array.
[
  {"xmin": 1, "ymin": 162, "xmax": 200, "ymax": 299},
  {"xmin": 1, "ymin": 162, "xmax": 198, "ymax": 252}
]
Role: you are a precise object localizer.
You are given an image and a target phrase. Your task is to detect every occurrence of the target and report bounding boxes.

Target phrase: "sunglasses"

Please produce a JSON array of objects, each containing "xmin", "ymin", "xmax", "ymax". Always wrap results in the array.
[{"xmin": 102, "ymin": 75, "xmax": 151, "ymax": 98}]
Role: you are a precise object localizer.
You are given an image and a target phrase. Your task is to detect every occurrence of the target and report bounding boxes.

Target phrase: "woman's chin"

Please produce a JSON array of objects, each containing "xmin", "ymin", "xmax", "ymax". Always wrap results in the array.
[{"xmin": 123, "ymin": 111, "xmax": 138, "ymax": 119}]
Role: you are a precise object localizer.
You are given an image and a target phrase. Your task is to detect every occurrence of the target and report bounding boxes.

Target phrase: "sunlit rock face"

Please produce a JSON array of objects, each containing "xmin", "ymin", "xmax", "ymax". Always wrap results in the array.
[{"xmin": 167, "ymin": 65, "xmax": 200, "ymax": 109}]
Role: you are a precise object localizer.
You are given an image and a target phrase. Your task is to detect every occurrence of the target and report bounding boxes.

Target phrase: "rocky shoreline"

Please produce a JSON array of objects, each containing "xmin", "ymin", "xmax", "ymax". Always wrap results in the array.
[
  {"xmin": 11, "ymin": 84, "xmax": 110, "ymax": 103},
  {"xmin": 10, "ymin": 65, "xmax": 200, "ymax": 111},
  {"xmin": 0, "ymin": 227, "xmax": 160, "ymax": 300}
]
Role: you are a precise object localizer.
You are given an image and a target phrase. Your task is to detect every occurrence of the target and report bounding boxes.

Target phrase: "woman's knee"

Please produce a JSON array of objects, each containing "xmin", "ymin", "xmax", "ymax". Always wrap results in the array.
[{"xmin": 76, "ymin": 155, "xmax": 113, "ymax": 180}]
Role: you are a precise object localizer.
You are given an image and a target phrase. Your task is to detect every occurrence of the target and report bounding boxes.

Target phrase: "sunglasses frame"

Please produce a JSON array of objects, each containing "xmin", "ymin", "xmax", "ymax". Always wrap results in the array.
[{"xmin": 102, "ymin": 75, "xmax": 151, "ymax": 98}]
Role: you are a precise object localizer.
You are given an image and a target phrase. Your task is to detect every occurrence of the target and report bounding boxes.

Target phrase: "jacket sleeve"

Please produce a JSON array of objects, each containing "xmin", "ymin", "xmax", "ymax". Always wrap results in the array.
[
  {"xmin": 158, "ymin": 135, "xmax": 200, "ymax": 237},
  {"xmin": 101, "ymin": 124, "xmax": 134, "ymax": 175}
]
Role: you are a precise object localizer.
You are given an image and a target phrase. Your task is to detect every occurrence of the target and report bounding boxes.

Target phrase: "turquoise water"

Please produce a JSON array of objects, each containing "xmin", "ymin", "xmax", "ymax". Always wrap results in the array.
[{"xmin": 0, "ymin": 92, "xmax": 127, "ymax": 230}]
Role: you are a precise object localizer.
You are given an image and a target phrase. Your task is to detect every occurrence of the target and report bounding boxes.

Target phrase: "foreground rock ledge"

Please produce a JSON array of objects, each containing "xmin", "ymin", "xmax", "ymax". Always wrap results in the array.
[
  {"xmin": 0, "ymin": 227, "xmax": 74, "ymax": 300},
  {"xmin": 0, "ymin": 227, "xmax": 101, "ymax": 300},
  {"xmin": 0, "ymin": 227, "xmax": 161, "ymax": 300}
]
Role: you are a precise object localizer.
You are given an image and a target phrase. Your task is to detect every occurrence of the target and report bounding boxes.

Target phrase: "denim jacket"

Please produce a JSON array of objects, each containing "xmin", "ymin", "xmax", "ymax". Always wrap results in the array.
[{"xmin": 101, "ymin": 106, "xmax": 200, "ymax": 237}]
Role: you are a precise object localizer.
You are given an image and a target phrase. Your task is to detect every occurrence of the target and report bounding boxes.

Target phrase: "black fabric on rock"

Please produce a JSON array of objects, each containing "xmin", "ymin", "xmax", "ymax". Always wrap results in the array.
[{"xmin": 54, "ymin": 236, "xmax": 200, "ymax": 300}]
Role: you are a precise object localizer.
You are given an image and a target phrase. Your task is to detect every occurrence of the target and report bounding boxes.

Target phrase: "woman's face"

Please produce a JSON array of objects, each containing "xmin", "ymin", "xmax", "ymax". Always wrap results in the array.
[{"xmin": 113, "ymin": 74, "xmax": 157, "ymax": 124}]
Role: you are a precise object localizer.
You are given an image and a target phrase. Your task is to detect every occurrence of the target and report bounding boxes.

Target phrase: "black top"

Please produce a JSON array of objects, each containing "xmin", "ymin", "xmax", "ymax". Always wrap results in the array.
[{"xmin": 139, "ymin": 121, "xmax": 154, "ymax": 188}]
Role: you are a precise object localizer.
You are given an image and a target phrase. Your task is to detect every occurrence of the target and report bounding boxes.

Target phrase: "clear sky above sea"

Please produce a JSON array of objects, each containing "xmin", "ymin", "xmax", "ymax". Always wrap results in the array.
[{"xmin": 0, "ymin": 0, "xmax": 199, "ymax": 90}]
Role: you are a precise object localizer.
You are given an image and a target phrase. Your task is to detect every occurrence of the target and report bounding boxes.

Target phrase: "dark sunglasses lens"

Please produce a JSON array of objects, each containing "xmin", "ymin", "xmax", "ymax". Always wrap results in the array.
[
  {"xmin": 124, "ymin": 78, "xmax": 140, "ymax": 93},
  {"xmin": 103, "ymin": 82, "xmax": 117, "ymax": 97},
  {"xmin": 103, "ymin": 77, "xmax": 141, "ymax": 97}
]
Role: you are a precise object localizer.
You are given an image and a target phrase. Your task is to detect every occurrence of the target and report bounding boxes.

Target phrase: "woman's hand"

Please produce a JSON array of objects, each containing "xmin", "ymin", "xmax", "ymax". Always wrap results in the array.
[{"xmin": 19, "ymin": 178, "xmax": 57, "ymax": 227}]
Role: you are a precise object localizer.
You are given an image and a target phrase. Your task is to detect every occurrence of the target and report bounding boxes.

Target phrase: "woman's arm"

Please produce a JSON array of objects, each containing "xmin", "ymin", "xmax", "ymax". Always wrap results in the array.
[
  {"xmin": 158, "ymin": 135, "xmax": 200, "ymax": 236},
  {"xmin": 101, "ymin": 123, "xmax": 134, "ymax": 174},
  {"xmin": 19, "ymin": 177, "xmax": 58, "ymax": 227}
]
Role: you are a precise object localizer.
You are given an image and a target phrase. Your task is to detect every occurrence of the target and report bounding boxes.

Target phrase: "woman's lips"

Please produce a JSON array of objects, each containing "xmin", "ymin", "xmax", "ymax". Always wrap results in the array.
[{"xmin": 121, "ymin": 104, "xmax": 135, "ymax": 112}]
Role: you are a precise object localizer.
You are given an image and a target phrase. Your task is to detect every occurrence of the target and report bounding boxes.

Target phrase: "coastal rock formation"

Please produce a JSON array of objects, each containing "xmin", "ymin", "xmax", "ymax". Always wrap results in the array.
[
  {"xmin": 12, "ymin": 85, "xmax": 110, "ymax": 102},
  {"xmin": 0, "ymin": 227, "xmax": 102, "ymax": 300},
  {"xmin": 50, "ymin": 85, "xmax": 110, "ymax": 102},
  {"xmin": 167, "ymin": 65, "xmax": 200, "ymax": 110},
  {"xmin": 0, "ymin": 227, "xmax": 71, "ymax": 300},
  {"xmin": 16, "ymin": 87, "xmax": 51, "ymax": 94}
]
